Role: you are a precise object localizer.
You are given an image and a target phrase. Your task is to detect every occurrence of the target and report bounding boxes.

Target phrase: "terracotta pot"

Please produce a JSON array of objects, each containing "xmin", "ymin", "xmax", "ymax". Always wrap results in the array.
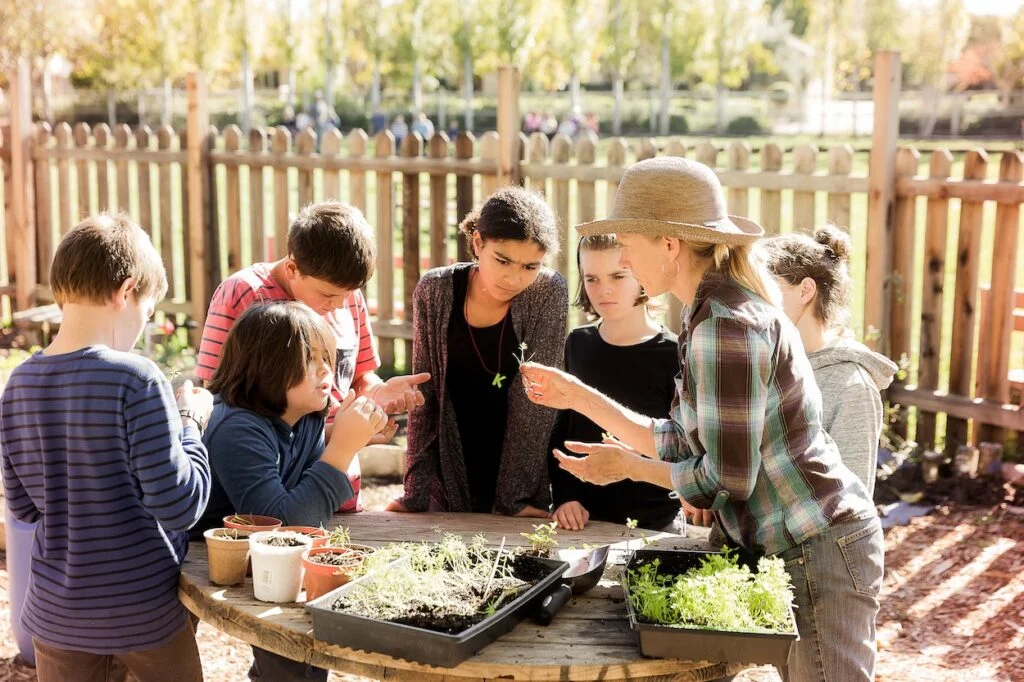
[
  {"xmin": 279, "ymin": 526, "xmax": 330, "ymax": 549},
  {"xmin": 223, "ymin": 514, "xmax": 282, "ymax": 532},
  {"xmin": 204, "ymin": 528, "xmax": 252, "ymax": 586},
  {"xmin": 301, "ymin": 546, "xmax": 368, "ymax": 601}
]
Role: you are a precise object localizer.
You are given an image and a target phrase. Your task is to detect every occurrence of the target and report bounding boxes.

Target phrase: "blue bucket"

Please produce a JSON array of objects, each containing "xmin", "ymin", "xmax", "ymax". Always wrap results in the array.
[{"xmin": 4, "ymin": 505, "xmax": 36, "ymax": 666}]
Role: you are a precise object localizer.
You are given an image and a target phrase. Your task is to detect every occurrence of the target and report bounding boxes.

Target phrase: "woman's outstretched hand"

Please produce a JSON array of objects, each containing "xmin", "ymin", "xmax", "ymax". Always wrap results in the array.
[
  {"xmin": 553, "ymin": 440, "xmax": 632, "ymax": 485},
  {"xmin": 520, "ymin": 362, "xmax": 579, "ymax": 410}
]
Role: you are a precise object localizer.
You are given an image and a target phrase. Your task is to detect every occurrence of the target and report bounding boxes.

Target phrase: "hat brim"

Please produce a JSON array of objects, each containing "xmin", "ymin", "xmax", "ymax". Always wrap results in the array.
[{"xmin": 576, "ymin": 215, "xmax": 764, "ymax": 246}]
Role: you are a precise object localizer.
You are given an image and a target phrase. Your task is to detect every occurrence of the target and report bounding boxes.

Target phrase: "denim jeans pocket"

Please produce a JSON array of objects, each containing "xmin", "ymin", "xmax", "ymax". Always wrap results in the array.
[{"xmin": 837, "ymin": 522, "xmax": 884, "ymax": 597}]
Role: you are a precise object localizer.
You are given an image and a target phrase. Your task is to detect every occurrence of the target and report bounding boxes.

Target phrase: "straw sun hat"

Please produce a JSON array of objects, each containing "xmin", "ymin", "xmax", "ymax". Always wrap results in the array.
[{"xmin": 576, "ymin": 157, "xmax": 764, "ymax": 246}]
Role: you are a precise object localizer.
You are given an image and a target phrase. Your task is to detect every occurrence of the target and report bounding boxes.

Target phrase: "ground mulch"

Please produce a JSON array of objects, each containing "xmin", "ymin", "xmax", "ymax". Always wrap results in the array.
[{"xmin": 2, "ymin": 479, "xmax": 1021, "ymax": 681}]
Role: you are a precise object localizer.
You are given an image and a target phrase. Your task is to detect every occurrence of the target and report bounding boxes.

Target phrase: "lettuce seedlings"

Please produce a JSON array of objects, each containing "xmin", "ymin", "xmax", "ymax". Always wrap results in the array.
[{"xmin": 627, "ymin": 551, "xmax": 795, "ymax": 634}]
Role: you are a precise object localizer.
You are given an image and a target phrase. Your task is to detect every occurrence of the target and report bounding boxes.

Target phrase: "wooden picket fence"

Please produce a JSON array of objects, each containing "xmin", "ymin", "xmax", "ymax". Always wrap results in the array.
[{"xmin": 1, "ymin": 55, "xmax": 1022, "ymax": 456}]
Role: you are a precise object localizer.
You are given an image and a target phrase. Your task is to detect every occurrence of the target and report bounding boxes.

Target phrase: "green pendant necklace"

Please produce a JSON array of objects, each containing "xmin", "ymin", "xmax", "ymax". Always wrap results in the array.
[{"xmin": 464, "ymin": 270, "xmax": 510, "ymax": 389}]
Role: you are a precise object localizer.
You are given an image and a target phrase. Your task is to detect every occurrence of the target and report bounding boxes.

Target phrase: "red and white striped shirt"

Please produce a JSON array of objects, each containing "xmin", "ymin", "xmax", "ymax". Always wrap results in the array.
[{"xmin": 197, "ymin": 262, "xmax": 380, "ymax": 512}]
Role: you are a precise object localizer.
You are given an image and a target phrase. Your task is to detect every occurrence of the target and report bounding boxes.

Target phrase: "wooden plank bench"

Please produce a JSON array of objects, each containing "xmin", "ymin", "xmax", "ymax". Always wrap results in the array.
[{"xmin": 12, "ymin": 303, "xmax": 62, "ymax": 346}]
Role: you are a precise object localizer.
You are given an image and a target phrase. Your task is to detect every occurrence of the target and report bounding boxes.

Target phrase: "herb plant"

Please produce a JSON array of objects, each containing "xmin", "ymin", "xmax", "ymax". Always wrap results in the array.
[
  {"xmin": 627, "ymin": 552, "xmax": 795, "ymax": 634},
  {"xmin": 519, "ymin": 521, "xmax": 558, "ymax": 557}
]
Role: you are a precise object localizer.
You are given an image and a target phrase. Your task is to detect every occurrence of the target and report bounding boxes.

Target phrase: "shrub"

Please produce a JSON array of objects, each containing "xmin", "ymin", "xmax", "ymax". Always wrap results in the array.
[
  {"xmin": 769, "ymin": 82, "xmax": 795, "ymax": 105},
  {"xmin": 726, "ymin": 116, "xmax": 768, "ymax": 135}
]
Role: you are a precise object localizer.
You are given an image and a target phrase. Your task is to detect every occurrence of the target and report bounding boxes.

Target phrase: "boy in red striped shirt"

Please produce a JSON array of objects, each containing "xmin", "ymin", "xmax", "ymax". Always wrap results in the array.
[{"xmin": 197, "ymin": 201, "xmax": 428, "ymax": 511}]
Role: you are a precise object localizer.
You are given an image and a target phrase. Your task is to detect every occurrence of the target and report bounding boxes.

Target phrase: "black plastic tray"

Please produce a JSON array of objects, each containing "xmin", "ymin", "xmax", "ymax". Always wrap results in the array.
[
  {"xmin": 305, "ymin": 553, "xmax": 569, "ymax": 668},
  {"xmin": 623, "ymin": 549, "xmax": 798, "ymax": 671}
]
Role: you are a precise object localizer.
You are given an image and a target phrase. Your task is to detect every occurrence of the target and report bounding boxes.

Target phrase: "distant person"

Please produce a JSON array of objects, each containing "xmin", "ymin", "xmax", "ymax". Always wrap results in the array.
[
  {"xmin": 556, "ymin": 114, "xmax": 579, "ymax": 139},
  {"xmin": 524, "ymin": 111, "xmax": 541, "ymax": 134},
  {"xmin": 411, "ymin": 112, "xmax": 435, "ymax": 142},
  {"xmin": 447, "ymin": 119, "xmax": 460, "ymax": 139},
  {"xmin": 390, "ymin": 115, "xmax": 409, "ymax": 147},
  {"xmin": 282, "ymin": 105, "xmax": 297, "ymax": 133},
  {"xmin": 371, "ymin": 111, "xmax": 387, "ymax": 135},
  {"xmin": 540, "ymin": 111, "xmax": 558, "ymax": 139},
  {"xmin": 584, "ymin": 112, "xmax": 600, "ymax": 136}
]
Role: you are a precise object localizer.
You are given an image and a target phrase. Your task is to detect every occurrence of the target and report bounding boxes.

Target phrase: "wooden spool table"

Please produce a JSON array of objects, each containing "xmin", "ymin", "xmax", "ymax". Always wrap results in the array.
[{"xmin": 179, "ymin": 511, "xmax": 749, "ymax": 681}]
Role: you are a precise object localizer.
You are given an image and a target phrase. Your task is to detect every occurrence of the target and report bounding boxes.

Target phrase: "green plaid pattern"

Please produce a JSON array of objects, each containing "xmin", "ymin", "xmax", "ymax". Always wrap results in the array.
[{"xmin": 654, "ymin": 272, "xmax": 874, "ymax": 555}]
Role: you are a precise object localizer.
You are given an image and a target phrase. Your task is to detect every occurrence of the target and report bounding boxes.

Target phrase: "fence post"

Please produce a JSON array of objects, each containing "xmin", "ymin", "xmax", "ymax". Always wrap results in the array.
[
  {"xmin": 496, "ymin": 66, "xmax": 521, "ymax": 187},
  {"xmin": 9, "ymin": 58, "xmax": 37, "ymax": 312},
  {"xmin": 186, "ymin": 72, "xmax": 213, "ymax": 343},
  {"xmin": 864, "ymin": 50, "xmax": 901, "ymax": 353}
]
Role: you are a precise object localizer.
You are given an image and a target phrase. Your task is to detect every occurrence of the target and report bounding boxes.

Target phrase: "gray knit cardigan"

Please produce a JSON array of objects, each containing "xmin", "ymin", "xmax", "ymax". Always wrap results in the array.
[{"xmin": 399, "ymin": 263, "xmax": 568, "ymax": 514}]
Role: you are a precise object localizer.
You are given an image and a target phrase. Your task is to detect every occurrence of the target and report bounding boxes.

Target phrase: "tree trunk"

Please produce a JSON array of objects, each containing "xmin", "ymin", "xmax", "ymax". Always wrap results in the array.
[
  {"xmin": 41, "ymin": 63, "xmax": 53, "ymax": 123},
  {"xmin": 286, "ymin": 68, "xmax": 296, "ymax": 109},
  {"xmin": 570, "ymin": 72, "xmax": 581, "ymax": 113},
  {"xmin": 438, "ymin": 87, "xmax": 446, "ymax": 130},
  {"xmin": 659, "ymin": 29, "xmax": 671, "ymax": 136},
  {"xmin": 649, "ymin": 89, "xmax": 657, "ymax": 133},
  {"xmin": 371, "ymin": 59, "xmax": 382, "ymax": 115},
  {"xmin": 463, "ymin": 53, "xmax": 474, "ymax": 133},
  {"xmin": 324, "ymin": 0, "xmax": 335, "ymax": 116},
  {"xmin": 612, "ymin": 76, "xmax": 624, "ymax": 136},
  {"xmin": 162, "ymin": 77, "xmax": 173, "ymax": 127},
  {"xmin": 412, "ymin": 59, "xmax": 423, "ymax": 113},
  {"xmin": 921, "ymin": 86, "xmax": 940, "ymax": 137},
  {"xmin": 241, "ymin": 48, "xmax": 253, "ymax": 134},
  {"xmin": 107, "ymin": 90, "xmax": 117, "ymax": 127},
  {"xmin": 138, "ymin": 92, "xmax": 146, "ymax": 127},
  {"xmin": 716, "ymin": 82, "xmax": 727, "ymax": 134}
]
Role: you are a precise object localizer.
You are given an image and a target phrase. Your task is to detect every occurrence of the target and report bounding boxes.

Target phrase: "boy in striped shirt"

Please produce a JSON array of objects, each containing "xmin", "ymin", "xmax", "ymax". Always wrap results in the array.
[
  {"xmin": 0, "ymin": 213, "xmax": 212, "ymax": 681},
  {"xmin": 197, "ymin": 201, "xmax": 428, "ymax": 511}
]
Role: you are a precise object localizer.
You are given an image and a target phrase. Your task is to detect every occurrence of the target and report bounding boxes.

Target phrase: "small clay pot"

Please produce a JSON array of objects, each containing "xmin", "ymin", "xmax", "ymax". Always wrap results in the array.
[
  {"xmin": 204, "ymin": 527, "xmax": 252, "ymax": 586},
  {"xmin": 301, "ymin": 546, "xmax": 368, "ymax": 601},
  {"xmin": 223, "ymin": 514, "xmax": 282, "ymax": 532}
]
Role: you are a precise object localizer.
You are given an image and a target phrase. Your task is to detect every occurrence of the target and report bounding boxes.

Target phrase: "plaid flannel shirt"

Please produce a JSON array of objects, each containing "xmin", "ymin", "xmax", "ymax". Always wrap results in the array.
[{"xmin": 653, "ymin": 271, "xmax": 874, "ymax": 556}]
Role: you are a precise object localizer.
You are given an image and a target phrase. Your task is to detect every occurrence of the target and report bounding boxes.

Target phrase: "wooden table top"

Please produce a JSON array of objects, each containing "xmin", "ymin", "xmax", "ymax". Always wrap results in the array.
[{"xmin": 179, "ymin": 511, "xmax": 747, "ymax": 681}]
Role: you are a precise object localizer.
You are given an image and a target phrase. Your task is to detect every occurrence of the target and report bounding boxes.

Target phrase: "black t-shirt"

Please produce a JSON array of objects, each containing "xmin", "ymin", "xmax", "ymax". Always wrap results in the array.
[
  {"xmin": 549, "ymin": 324, "xmax": 681, "ymax": 529},
  {"xmin": 446, "ymin": 267, "xmax": 521, "ymax": 513}
]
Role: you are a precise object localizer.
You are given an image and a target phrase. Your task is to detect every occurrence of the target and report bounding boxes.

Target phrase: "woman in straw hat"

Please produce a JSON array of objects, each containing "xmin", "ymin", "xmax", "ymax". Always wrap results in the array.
[{"xmin": 520, "ymin": 157, "xmax": 883, "ymax": 681}]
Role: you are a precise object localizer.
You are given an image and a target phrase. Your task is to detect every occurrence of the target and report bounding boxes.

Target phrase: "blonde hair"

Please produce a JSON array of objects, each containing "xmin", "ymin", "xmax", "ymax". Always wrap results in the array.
[{"xmin": 685, "ymin": 241, "xmax": 781, "ymax": 307}]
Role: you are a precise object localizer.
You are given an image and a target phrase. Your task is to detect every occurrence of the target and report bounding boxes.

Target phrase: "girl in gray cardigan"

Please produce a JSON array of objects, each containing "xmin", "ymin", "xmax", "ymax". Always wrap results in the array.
[
  {"xmin": 387, "ymin": 187, "xmax": 568, "ymax": 516},
  {"xmin": 764, "ymin": 225, "xmax": 897, "ymax": 496}
]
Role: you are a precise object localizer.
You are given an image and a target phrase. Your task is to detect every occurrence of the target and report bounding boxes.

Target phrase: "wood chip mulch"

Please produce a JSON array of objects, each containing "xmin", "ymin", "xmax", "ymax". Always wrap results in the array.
[{"xmin": 1, "ymin": 481, "xmax": 1021, "ymax": 681}]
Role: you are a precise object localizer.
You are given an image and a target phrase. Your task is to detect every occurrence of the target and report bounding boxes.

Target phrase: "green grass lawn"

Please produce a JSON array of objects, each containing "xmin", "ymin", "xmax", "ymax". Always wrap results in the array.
[{"xmin": 2, "ymin": 131, "xmax": 1021, "ymax": 451}]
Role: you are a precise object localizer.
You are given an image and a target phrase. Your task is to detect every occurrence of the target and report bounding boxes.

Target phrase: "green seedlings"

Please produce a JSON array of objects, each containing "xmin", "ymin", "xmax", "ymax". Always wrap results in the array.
[
  {"xmin": 626, "ymin": 552, "xmax": 795, "ymax": 634},
  {"xmin": 519, "ymin": 521, "xmax": 558, "ymax": 557}
]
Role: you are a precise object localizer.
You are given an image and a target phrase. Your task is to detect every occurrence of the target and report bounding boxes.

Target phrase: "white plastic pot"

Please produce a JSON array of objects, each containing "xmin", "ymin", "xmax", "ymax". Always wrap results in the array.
[{"xmin": 249, "ymin": 530, "xmax": 314, "ymax": 603}]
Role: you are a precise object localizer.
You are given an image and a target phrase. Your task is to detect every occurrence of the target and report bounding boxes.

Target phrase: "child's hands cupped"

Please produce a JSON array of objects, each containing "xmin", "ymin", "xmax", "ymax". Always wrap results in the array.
[
  {"xmin": 335, "ymin": 393, "xmax": 390, "ymax": 444},
  {"xmin": 519, "ymin": 363, "xmax": 578, "ymax": 410}
]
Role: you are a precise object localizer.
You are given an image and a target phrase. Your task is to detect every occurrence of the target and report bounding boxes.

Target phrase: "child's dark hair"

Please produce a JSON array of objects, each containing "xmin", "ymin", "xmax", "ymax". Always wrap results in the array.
[
  {"xmin": 209, "ymin": 301, "xmax": 336, "ymax": 418},
  {"xmin": 763, "ymin": 224, "xmax": 852, "ymax": 328},
  {"xmin": 458, "ymin": 186, "xmax": 559, "ymax": 258},
  {"xmin": 50, "ymin": 212, "xmax": 167, "ymax": 307},
  {"xmin": 288, "ymin": 201, "xmax": 376, "ymax": 290},
  {"xmin": 574, "ymin": 235, "xmax": 652, "ymax": 320}
]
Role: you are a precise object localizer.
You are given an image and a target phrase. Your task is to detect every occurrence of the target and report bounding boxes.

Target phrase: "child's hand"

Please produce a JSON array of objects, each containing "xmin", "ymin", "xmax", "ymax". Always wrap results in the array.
[
  {"xmin": 371, "ymin": 373, "xmax": 431, "ymax": 414},
  {"xmin": 321, "ymin": 391, "xmax": 389, "ymax": 472},
  {"xmin": 176, "ymin": 380, "xmax": 214, "ymax": 425}
]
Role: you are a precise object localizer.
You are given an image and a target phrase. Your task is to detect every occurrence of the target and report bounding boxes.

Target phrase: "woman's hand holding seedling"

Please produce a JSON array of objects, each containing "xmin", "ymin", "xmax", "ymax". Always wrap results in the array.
[
  {"xmin": 520, "ymin": 363, "xmax": 579, "ymax": 410},
  {"xmin": 321, "ymin": 390, "xmax": 389, "ymax": 472}
]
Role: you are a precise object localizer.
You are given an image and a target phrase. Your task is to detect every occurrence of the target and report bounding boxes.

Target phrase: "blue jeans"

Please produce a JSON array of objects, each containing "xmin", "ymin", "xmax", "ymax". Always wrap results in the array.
[{"xmin": 778, "ymin": 514, "xmax": 884, "ymax": 682}]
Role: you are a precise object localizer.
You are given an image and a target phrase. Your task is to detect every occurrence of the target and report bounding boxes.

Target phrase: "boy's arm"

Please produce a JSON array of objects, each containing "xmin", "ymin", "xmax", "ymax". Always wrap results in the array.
[
  {"xmin": 0, "ymin": 412, "xmax": 41, "ymax": 524},
  {"xmin": 208, "ymin": 414, "xmax": 353, "ymax": 526},
  {"xmin": 126, "ymin": 378, "xmax": 211, "ymax": 533}
]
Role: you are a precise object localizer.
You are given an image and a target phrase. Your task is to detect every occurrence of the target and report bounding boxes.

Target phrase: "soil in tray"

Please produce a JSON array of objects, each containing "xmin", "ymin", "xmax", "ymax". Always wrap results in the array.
[{"xmin": 332, "ymin": 554, "xmax": 549, "ymax": 635}]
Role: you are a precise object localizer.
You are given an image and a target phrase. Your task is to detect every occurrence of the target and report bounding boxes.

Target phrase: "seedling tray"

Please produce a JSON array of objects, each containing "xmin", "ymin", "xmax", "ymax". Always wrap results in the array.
[
  {"xmin": 623, "ymin": 549, "xmax": 798, "ymax": 670},
  {"xmin": 306, "ymin": 554, "xmax": 569, "ymax": 668}
]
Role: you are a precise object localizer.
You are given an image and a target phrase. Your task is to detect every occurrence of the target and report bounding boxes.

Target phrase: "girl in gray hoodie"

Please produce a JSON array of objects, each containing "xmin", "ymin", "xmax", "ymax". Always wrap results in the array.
[{"xmin": 764, "ymin": 225, "xmax": 898, "ymax": 497}]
